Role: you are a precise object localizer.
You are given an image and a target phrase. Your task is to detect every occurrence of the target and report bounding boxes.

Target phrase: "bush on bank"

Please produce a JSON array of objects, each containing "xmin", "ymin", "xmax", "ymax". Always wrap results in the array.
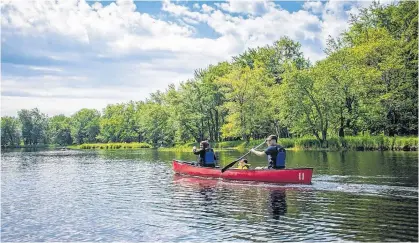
[{"xmin": 71, "ymin": 136, "xmax": 417, "ymax": 151}]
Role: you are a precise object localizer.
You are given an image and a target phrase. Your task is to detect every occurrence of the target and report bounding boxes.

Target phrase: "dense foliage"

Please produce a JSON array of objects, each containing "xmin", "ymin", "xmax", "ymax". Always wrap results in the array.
[{"xmin": 1, "ymin": 2, "xmax": 417, "ymax": 148}]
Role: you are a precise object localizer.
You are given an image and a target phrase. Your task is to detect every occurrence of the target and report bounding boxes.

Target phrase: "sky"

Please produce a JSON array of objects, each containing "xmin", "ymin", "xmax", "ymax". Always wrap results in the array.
[{"xmin": 1, "ymin": 0, "xmax": 382, "ymax": 117}]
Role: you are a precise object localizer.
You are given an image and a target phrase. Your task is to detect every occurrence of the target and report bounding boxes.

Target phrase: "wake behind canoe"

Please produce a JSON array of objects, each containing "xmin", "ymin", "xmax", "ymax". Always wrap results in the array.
[{"xmin": 172, "ymin": 160, "xmax": 313, "ymax": 184}]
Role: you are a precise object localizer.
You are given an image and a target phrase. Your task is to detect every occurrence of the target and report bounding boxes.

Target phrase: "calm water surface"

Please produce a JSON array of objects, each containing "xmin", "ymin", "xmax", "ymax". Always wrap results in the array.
[{"xmin": 1, "ymin": 149, "xmax": 417, "ymax": 242}]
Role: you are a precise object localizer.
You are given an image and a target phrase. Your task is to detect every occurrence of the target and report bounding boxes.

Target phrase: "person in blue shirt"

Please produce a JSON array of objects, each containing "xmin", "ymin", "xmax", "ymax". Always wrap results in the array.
[
  {"xmin": 193, "ymin": 141, "xmax": 217, "ymax": 167},
  {"xmin": 250, "ymin": 135, "xmax": 286, "ymax": 169}
]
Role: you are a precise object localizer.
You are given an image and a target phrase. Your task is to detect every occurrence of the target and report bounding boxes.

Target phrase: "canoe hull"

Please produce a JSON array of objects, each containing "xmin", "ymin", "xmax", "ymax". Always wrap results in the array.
[{"xmin": 172, "ymin": 160, "xmax": 313, "ymax": 184}]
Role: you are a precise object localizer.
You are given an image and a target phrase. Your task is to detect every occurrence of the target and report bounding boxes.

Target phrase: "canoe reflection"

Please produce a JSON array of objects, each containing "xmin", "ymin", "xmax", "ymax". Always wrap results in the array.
[
  {"xmin": 173, "ymin": 174, "xmax": 220, "ymax": 188},
  {"xmin": 173, "ymin": 175, "xmax": 291, "ymax": 220},
  {"xmin": 173, "ymin": 175, "xmax": 219, "ymax": 206}
]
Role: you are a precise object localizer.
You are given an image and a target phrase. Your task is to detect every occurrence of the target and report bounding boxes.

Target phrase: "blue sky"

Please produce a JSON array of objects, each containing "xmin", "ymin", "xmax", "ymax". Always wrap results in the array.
[{"xmin": 1, "ymin": 0, "xmax": 378, "ymax": 116}]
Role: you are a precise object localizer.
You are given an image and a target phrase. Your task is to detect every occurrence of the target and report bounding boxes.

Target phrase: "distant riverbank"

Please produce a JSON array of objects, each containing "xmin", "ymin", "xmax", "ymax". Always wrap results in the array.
[
  {"xmin": 1, "ymin": 144, "xmax": 61, "ymax": 149},
  {"xmin": 66, "ymin": 142, "xmax": 152, "ymax": 150},
  {"xmin": 63, "ymin": 136, "xmax": 417, "ymax": 152},
  {"xmin": 159, "ymin": 136, "xmax": 418, "ymax": 152}
]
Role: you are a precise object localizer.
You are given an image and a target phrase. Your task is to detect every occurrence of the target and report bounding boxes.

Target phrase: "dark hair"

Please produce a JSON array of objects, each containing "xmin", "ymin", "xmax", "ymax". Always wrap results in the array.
[
  {"xmin": 242, "ymin": 159, "xmax": 248, "ymax": 163},
  {"xmin": 267, "ymin": 135, "xmax": 277, "ymax": 141},
  {"xmin": 200, "ymin": 141, "xmax": 209, "ymax": 149}
]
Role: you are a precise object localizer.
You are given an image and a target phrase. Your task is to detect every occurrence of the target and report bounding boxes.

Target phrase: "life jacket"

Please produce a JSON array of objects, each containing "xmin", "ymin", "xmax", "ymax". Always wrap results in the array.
[
  {"xmin": 275, "ymin": 146, "xmax": 286, "ymax": 168},
  {"xmin": 204, "ymin": 149, "xmax": 215, "ymax": 165},
  {"xmin": 267, "ymin": 145, "xmax": 286, "ymax": 169},
  {"xmin": 237, "ymin": 164, "xmax": 250, "ymax": 170}
]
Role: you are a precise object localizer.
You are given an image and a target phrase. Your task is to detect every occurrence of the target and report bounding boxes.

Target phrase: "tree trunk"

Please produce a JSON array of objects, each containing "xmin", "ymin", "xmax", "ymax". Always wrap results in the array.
[
  {"xmin": 215, "ymin": 110, "xmax": 219, "ymax": 141},
  {"xmin": 339, "ymin": 108, "xmax": 345, "ymax": 137},
  {"xmin": 274, "ymin": 120, "xmax": 280, "ymax": 138},
  {"xmin": 323, "ymin": 115, "xmax": 329, "ymax": 148},
  {"xmin": 206, "ymin": 119, "xmax": 212, "ymax": 141},
  {"xmin": 209, "ymin": 110, "xmax": 216, "ymax": 141},
  {"xmin": 200, "ymin": 119, "xmax": 204, "ymax": 141},
  {"xmin": 284, "ymin": 127, "xmax": 290, "ymax": 138},
  {"xmin": 321, "ymin": 130, "xmax": 327, "ymax": 148},
  {"xmin": 352, "ymin": 127, "xmax": 358, "ymax": 136}
]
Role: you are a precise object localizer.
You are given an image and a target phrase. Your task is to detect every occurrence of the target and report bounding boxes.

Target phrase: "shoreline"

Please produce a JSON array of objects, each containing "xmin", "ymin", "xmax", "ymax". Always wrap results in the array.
[{"xmin": 3, "ymin": 136, "xmax": 417, "ymax": 152}]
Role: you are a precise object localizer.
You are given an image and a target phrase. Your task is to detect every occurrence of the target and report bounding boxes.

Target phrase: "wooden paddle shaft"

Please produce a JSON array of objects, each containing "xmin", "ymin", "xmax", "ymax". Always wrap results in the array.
[{"xmin": 221, "ymin": 141, "xmax": 266, "ymax": 173}]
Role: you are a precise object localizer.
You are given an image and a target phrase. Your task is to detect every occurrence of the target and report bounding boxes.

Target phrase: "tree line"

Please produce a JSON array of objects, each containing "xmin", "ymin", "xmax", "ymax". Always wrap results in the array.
[{"xmin": 1, "ymin": 1, "xmax": 417, "ymax": 148}]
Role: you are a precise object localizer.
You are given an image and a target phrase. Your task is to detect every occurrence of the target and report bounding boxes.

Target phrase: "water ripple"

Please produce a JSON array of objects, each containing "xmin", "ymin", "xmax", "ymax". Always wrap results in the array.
[{"xmin": 1, "ymin": 150, "xmax": 417, "ymax": 242}]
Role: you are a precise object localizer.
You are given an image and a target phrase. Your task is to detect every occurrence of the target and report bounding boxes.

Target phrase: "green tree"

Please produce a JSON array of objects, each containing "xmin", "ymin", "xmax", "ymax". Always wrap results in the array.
[
  {"xmin": 48, "ymin": 115, "xmax": 72, "ymax": 145},
  {"xmin": 343, "ymin": 1, "xmax": 418, "ymax": 135},
  {"xmin": 1, "ymin": 116, "xmax": 21, "ymax": 146},
  {"xmin": 99, "ymin": 101, "xmax": 145, "ymax": 143},
  {"xmin": 100, "ymin": 103, "xmax": 125, "ymax": 142},
  {"xmin": 138, "ymin": 101, "xmax": 174, "ymax": 146},
  {"xmin": 313, "ymin": 48, "xmax": 366, "ymax": 137},
  {"xmin": 279, "ymin": 64, "xmax": 334, "ymax": 147},
  {"xmin": 71, "ymin": 109, "xmax": 100, "ymax": 144},
  {"xmin": 218, "ymin": 63, "xmax": 274, "ymax": 141},
  {"xmin": 18, "ymin": 108, "xmax": 48, "ymax": 145},
  {"xmin": 233, "ymin": 37, "xmax": 310, "ymax": 138},
  {"xmin": 167, "ymin": 80, "xmax": 205, "ymax": 143},
  {"xmin": 122, "ymin": 101, "xmax": 144, "ymax": 143},
  {"xmin": 192, "ymin": 62, "xmax": 231, "ymax": 141}
]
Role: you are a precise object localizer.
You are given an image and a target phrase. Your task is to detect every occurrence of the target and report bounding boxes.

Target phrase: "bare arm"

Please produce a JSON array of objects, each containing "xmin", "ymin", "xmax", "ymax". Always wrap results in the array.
[
  {"xmin": 250, "ymin": 149, "xmax": 266, "ymax": 157},
  {"xmin": 193, "ymin": 146, "xmax": 203, "ymax": 155}
]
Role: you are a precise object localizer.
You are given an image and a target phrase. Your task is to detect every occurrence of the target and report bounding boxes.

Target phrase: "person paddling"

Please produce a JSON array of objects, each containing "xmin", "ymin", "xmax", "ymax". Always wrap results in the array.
[
  {"xmin": 193, "ymin": 141, "xmax": 217, "ymax": 167},
  {"xmin": 250, "ymin": 135, "xmax": 286, "ymax": 169}
]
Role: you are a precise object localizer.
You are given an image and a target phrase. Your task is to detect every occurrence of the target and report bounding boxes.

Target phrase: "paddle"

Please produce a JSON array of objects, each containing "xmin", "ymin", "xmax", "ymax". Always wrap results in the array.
[{"xmin": 221, "ymin": 140, "xmax": 266, "ymax": 173}]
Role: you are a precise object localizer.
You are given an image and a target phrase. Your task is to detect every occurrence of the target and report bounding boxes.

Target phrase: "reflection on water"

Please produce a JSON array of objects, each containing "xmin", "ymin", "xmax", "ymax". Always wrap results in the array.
[
  {"xmin": 172, "ymin": 175, "xmax": 293, "ymax": 225},
  {"xmin": 269, "ymin": 189, "xmax": 287, "ymax": 220},
  {"xmin": 1, "ymin": 149, "xmax": 417, "ymax": 242}
]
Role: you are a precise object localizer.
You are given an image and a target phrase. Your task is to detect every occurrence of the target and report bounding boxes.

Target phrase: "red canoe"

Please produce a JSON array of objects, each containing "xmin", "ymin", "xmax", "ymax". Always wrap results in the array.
[{"xmin": 172, "ymin": 160, "xmax": 313, "ymax": 184}]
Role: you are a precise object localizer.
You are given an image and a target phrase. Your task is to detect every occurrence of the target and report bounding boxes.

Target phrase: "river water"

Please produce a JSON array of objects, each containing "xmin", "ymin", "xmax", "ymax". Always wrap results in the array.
[{"xmin": 1, "ymin": 149, "xmax": 417, "ymax": 242}]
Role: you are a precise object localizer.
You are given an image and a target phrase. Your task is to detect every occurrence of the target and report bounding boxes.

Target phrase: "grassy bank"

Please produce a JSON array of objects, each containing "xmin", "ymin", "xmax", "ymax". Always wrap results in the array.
[
  {"xmin": 67, "ymin": 135, "xmax": 417, "ymax": 151},
  {"xmin": 1, "ymin": 144, "xmax": 61, "ymax": 149},
  {"xmin": 293, "ymin": 136, "xmax": 418, "ymax": 151},
  {"xmin": 159, "ymin": 135, "xmax": 418, "ymax": 152},
  {"xmin": 68, "ymin": 142, "xmax": 152, "ymax": 150}
]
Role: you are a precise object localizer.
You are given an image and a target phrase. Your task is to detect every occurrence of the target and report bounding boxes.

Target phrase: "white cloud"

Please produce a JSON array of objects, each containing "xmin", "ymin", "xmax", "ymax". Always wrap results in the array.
[
  {"xmin": 2, "ymin": 0, "xmax": 193, "ymax": 55},
  {"xmin": 319, "ymin": 1, "xmax": 356, "ymax": 47},
  {"xmin": 303, "ymin": 1, "xmax": 324, "ymax": 14},
  {"xmin": 162, "ymin": 1, "xmax": 324, "ymax": 59},
  {"xmin": 1, "ymin": 0, "xmax": 372, "ymax": 116},
  {"xmin": 201, "ymin": 4, "xmax": 214, "ymax": 13},
  {"xmin": 183, "ymin": 17, "xmax": 199, "ymax": 25},
  {"xmin": 1, "ymin": 96, "xmax": 121, "ymax": 117},
  {"xmin": 219, "ymin": 0, "xmax": 275, "ymax": 16},
  {"xmin": 1, "ymin": 65, "xmax": 191, "ymax": 117},
  {"xmin": 27, "ymin": 66, "xmax": 63, "ymax": 72}
]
